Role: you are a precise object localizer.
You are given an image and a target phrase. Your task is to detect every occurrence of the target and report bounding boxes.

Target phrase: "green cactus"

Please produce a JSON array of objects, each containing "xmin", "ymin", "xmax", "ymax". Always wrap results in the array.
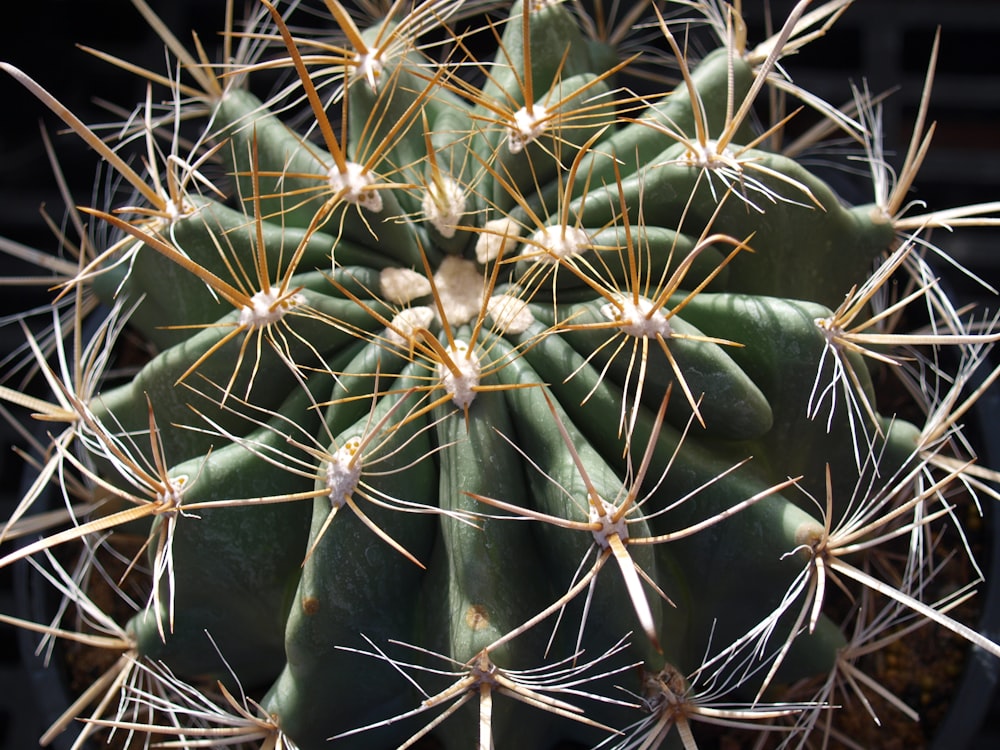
[{"xmin": 2, "ymin": 1, "xmax": 1000, "ymax": 748}]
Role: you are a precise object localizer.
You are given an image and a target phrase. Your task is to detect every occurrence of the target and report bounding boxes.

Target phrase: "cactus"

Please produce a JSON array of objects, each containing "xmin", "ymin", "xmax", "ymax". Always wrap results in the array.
[{"xmin": 2, "ymin": 1, "xmax": 1000, "ymax": 748}]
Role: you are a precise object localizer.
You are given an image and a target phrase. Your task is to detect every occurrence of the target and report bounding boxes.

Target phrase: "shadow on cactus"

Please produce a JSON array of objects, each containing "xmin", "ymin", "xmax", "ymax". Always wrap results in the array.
[{"xmin": 2, "ymin": 1, "xmax": 1000, "ymax": 748}]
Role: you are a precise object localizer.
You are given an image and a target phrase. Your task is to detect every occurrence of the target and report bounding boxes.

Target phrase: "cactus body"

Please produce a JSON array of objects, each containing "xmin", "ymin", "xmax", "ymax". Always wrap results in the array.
[{"xmin": 3, "ymin": 2, "xmax": 999, "ymax": 749}]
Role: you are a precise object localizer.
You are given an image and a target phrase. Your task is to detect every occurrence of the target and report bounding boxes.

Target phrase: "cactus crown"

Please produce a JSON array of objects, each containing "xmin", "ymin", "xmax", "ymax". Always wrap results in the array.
[{"xmin": 2, "ymin": 1, "xmax": 1000, "ymax": 748}]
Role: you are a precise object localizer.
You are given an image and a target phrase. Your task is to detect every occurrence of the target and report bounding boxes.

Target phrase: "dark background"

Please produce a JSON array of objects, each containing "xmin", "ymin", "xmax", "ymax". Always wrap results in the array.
[{"xmin": 1, "ymin": 1, "xmax": 999, "ymax": 747}]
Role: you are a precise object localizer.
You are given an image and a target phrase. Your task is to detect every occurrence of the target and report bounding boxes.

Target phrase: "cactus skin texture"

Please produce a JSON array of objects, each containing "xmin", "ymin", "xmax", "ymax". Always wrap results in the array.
[{"xmin": 3, "ymin": 1, "xmax": 1000, "ymax": 749}]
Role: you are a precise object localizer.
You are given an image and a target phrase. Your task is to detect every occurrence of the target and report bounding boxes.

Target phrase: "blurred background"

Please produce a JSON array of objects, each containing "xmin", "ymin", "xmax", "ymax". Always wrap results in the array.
[{"xmin": 1, "ymin": 1, "xmax": 998, "ymax": 746}]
